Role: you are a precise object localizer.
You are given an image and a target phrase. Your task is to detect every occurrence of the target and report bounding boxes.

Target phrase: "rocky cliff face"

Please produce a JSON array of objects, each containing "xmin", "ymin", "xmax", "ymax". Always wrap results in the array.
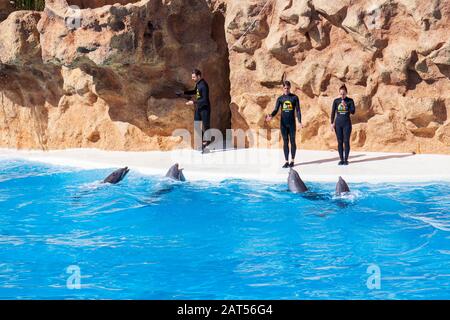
[
  {"xmin": 0, "ymin": 0, "xmax": 449, "ymax": 153},
  {"xmin": 216, "ymin": 0, "xmax": 450, "ymax": 154},
  {"xmin": 0, "ymin": 0, "xmax": 230, "ymax": 150}
]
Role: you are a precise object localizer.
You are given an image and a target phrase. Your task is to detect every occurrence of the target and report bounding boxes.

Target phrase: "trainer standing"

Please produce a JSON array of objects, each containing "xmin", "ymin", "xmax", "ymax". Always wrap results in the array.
[
  {"xmin": 330, "ymin": 84, "xmax": 356, "ymax": 165},
  {"xmin": 181, "ymin": 69, "xmax": 211, "ymax": 151},
  {"xmin": 265, "ymin": 81, "xmax": 303, "ymax": 168}
]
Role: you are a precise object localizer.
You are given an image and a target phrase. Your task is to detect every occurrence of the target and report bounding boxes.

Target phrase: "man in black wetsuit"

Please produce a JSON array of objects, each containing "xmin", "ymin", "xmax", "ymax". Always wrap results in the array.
[
  {"xmin": 265, "ymin": 81, "xmax": 303, "ymax": 168},
  {"xmin": 181, "ymin": 69, "xmax": 211, "ymax": 150},
  {"xmin": 331, "ymin": 85, "xmax": 356, "ymax": 165}
]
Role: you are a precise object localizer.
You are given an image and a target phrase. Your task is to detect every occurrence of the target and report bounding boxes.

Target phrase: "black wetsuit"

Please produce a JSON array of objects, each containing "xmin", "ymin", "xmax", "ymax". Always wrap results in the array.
[
  {"xmin": 271, "ymin": 93, "xmax": 302, "ymax": 161},
  {"xmin": 331, "ymin": 97, "xmax": 355, "ymax": 161},
  {"xmin": 184, "ymin": 79, "xmax": 211, "ymax": 139}
]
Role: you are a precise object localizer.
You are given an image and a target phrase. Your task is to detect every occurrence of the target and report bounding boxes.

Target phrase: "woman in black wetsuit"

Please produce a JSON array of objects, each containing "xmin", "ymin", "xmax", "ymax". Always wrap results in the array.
[
  {"xmin": 330, "ymin": 85, "xmax": 355, "ymax": 165},
  {"xmin": 265, "ymin": 81, "xmax": 303, "ymax": 168}
]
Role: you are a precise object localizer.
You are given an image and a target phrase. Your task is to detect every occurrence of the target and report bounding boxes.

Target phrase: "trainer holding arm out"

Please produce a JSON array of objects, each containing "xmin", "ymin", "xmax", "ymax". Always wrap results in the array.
[{"xmin": 178, "ymin": 69, "xmax": 211, "ymax": 151}]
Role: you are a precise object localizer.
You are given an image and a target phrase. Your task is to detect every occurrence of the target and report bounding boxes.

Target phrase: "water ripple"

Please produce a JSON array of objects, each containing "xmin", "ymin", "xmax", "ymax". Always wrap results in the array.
[{"xmin": 0, "ymin": 160, "xmax": 449, "ymax": 299}]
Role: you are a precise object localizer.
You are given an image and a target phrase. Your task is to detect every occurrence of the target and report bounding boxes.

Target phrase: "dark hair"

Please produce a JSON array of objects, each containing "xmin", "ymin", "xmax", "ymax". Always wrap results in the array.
[
  {"xmin": 283, "ymin": 80, "xmax": 291, "ymax": 88},
  {"xmin": 192, "ymin": 69, "xmax": 202, "ymax": 77},
  {"xmin": 339, "ymin": 84, "xmax": 348, "ymax": 92}
]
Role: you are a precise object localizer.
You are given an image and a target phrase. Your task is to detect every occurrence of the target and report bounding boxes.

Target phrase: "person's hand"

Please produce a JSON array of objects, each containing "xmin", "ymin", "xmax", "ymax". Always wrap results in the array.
[
  {"xmin": 265, "ymin": 115, "xmax": 272, "ymax": 122},
  {"xmin": 298, "ymin": 123, "xmax": 303, "ymax": 129},
  {"xmin": 330, "ymin": 123, "xmax": 335, "ymax": 132},
  {"xmin": 186, "ymin": 100, "xmax": 194, "ymax": 106}
]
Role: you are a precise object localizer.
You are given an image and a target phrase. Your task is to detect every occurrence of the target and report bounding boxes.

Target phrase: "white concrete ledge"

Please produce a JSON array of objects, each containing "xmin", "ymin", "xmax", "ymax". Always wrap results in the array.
[{"xmin": 1, "ymin": 148, "xmax": 449, "ymax": 183}]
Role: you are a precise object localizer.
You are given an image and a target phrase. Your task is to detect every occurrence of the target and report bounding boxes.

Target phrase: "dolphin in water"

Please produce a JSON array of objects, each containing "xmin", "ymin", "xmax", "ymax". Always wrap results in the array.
[
  {"xmin": 335, "ymin": 176, "xmax": 350, "ymax": 195},
  {"xmin": 288, "ymin": 168, "xmax": 308, "ymax": 193},
  {"xmin": 165, "ymin": 163, "xmax": 185, "ymax": 181},
  {"xmin": 103, "ymin": 167, "xmax": 130, "ymax": 184}
]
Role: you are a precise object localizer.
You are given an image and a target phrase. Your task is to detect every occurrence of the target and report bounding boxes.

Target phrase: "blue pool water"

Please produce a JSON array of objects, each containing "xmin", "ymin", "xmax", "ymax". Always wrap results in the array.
[{"xmin": 0, "ymin": 159, "xmax": 449, "ymax": 299}]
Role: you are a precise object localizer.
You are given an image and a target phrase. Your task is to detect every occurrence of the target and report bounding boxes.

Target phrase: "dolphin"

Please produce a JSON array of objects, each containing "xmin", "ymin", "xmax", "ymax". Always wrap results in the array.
[
  {"xmin": 103, "ymin": 167, "xmax": 130, "ymax": 184},
  {"xmin": 165, "ymin": 163, "xmax": 185, "ymax": 181},
  {"xmin": 288, "ymin": 168, "xmax": 308, "ymax": 193},
  {"xmin": 335, "ymin": 176, "xmax": 350, "ymax": 195}
]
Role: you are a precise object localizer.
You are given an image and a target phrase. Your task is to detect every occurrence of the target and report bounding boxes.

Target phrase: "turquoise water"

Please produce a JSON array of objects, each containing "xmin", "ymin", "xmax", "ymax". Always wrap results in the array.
[{"xmin": 0, "ymin": 159, "xmax": 449, "ymax": 299}]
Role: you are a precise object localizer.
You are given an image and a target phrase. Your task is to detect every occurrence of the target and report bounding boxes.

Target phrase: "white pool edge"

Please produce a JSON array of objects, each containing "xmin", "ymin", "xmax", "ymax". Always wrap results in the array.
[{"xmin": 1, "ymin": 148, "xmax": 450, "ymax": 183}]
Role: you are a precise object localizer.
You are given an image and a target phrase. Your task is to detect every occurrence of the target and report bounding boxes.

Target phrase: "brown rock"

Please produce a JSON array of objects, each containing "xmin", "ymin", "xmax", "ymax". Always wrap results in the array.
[
  {"xmin": 341, "ymin": 0, "xmax": 393, "ymax": 52},
  {"xmin": 312, "ymin": 0, "xmax": 351, "ymax": 25},
  {"xmin": 428, "ymin": 40, "xmax": 450, "ymax": 66},
  {"xmin": 351, "ymin": 123, "xmax": 367, "ymax": 148},
  {"xmin": 436, "ymin": 123, "xmax": 450, "ymax": 146},
  {"xmin": 224, "ymin": 0, "xmax": 450, "ymax": 154},
  {"xmin": 401, "ymin": 97, "xmax": 447, "ymax": 127},
  {"xmin": 0, "ymin": 11, "xmax": 42, "ymax": 65},
  {"xmin": 366, "ymin": 112, "xmax": 411, "ymax": 145},
  {"xmin": 279, "ymin": 0, "xmax": 313, "ymax": 32},
  {"xmin": 0, "ymin": 0, "xmax": 231, "ymax": 150},
  {"xmin": 0, "ymin": 0, "xmax": 449, "ymax": 154}
]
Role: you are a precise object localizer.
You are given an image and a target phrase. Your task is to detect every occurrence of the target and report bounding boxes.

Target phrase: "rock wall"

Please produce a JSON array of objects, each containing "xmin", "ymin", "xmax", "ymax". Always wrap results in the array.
[
  {"xmin": 216, "ymin": 0, "xmax": 450, "ymax": 154},
  {"xmin": 0, "ymin": 0, "xmax": 231, "ymax": 150},
  {"xmin": 0, "ymin": 0, "xmax": 449, "ymax": 153}
]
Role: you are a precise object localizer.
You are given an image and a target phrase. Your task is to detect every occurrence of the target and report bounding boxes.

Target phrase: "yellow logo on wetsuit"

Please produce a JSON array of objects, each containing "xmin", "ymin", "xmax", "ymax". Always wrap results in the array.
[
  {"xmin": 196, "ymin": 89, "xmax": 201, "ymax": 100},
  {"xmin": 338, "ymin": 101, "xmax": 348, "ymax": 114},
  {"xmin": 282, "ymin": 100, "xmax": 293, "ymax": 111}
]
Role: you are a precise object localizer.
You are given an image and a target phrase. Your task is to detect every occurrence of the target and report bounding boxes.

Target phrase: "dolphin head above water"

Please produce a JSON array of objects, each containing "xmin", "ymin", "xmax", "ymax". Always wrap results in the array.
[
  {"xmin": 103, "ymin": 167, "xmax": 130, "ymax": 184},
  {"xmin": 165, "ymin": 163, "xmax": 186, "ymax": 181},
  {"xmin": 335, "ymin": 176, "xmax": 350, "ymax": 195},
  {"xmin": 288, "ymin": 168, "xmax": 308, "ymax": 193}
]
